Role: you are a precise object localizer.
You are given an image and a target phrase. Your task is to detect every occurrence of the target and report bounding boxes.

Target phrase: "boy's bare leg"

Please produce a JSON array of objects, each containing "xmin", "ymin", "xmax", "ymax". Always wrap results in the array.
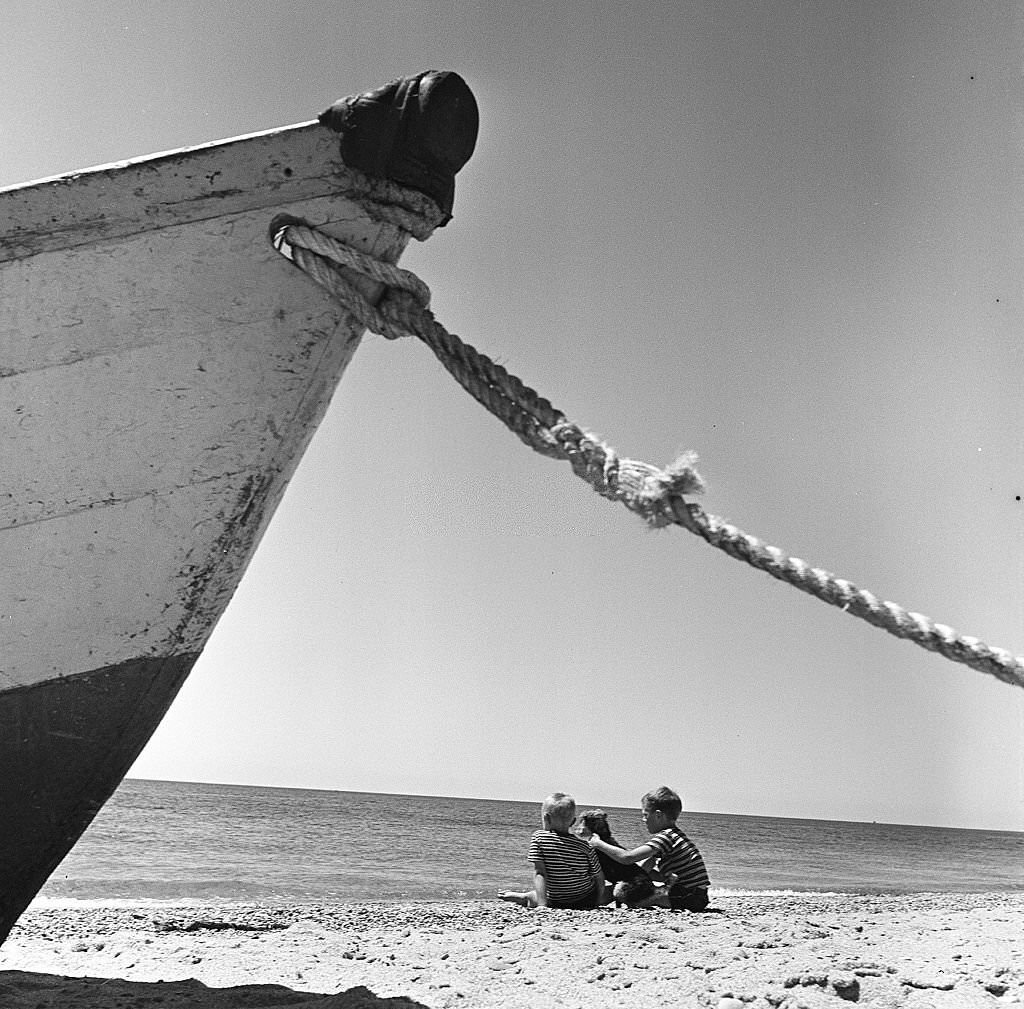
[{"xmin": 498, "ymin": 890, "xmax": 538, "ymax": 908}]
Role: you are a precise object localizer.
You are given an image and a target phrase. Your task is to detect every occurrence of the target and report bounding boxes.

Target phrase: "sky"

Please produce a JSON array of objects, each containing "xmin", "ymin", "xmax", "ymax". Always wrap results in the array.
[{"xmin": 3, "ymin": 0, "xmax": 1021, "ymax": 832}]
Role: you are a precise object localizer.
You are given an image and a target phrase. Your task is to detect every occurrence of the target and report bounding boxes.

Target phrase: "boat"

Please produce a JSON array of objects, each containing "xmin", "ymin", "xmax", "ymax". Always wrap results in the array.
[{"xmin": 0, "ymin": 70, "xmax": 479, "ymax": 945}]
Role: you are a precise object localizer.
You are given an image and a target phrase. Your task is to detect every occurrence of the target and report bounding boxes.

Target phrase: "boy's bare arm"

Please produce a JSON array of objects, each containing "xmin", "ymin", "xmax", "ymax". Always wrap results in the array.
[
  {"xmin": 532, "ymin": 859, "xmax": 549, "ymax": 907},
  {"xmin": 589, "ymin": 836, "xmax": 656, "ymax": 865}
]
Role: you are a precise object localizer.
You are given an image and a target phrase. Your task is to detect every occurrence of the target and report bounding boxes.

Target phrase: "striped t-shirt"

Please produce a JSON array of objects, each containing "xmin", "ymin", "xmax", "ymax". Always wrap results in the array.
[
  {"xmin": 528, "ymin": 829, "xmax": 601, "ymax": 901},
  {"xmin": 646, "ymin": 826, "xmax": 710, "ymax": 890}
]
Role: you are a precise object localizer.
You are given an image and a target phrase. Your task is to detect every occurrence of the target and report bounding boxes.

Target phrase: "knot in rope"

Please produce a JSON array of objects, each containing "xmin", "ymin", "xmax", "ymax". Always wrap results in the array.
[
  {"xmin": 270, "ymin": 218, "xmax": 1024, "ymax": 690},
  {"xmin": 271, "ymin": 219, "xmax": 705, "ymax": 528}
]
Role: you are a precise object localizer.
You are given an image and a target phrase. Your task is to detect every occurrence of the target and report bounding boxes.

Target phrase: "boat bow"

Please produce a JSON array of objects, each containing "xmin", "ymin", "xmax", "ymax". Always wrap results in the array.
[{"xmin": 0, "ymin": 71, "xmax": 478, "ymax": 944}]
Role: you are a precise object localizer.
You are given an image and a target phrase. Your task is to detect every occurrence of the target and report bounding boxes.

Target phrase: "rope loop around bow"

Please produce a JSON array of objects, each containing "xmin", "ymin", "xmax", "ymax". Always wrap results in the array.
[
  {"xmin": 271, "ymin": 221, "xmax": 430, "ymax": 340},
  {"xmin": 269, "ymin": 219, "xmax": 1024, "ymax": 690}
]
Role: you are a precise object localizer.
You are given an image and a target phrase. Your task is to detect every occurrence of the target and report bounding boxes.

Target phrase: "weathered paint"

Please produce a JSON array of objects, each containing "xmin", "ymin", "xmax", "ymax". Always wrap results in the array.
[
  {"xmin": 0, "ymin": 119, "xmax": 435, "ymax": 942},
  {"xmin": 0, "ymin": 122, "xmax": 334, "ymax": 263},
  {"xmin": 1, "ymin": 191, "xmax": 393, "ymax": 682}
]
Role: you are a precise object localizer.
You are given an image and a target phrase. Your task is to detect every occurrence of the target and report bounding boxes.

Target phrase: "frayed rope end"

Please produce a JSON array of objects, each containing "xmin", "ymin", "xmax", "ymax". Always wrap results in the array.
[
  {"xmin": 647, "ymin": 450, "xmax": 704, "ymax": 497},
  {"xmin": 637, "ymin": 451, "xmax": 705, "ymax": 528}
]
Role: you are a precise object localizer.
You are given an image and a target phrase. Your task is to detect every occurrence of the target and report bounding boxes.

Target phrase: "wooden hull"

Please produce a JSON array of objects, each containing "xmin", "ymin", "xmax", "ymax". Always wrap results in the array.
[{"xmin": 0, "ymin": 98, "xmax": 456, "ymax": 942}]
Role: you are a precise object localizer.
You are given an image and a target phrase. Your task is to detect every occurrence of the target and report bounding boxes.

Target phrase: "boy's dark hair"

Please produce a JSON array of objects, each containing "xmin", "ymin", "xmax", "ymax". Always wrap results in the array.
[{"xmin": 641, "ymin": 785, "xmax": 682, "ymax": 821}]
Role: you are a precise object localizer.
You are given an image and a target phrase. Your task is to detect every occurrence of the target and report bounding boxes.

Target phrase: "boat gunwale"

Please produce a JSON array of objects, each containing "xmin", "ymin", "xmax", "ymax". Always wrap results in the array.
[
  {"xmin": 0, "ymin": 121, "xmax": 322, "ymax": 196},
  {"xmin": 0, "ymin": 121, "xmax": 364, "ymax": 263}
]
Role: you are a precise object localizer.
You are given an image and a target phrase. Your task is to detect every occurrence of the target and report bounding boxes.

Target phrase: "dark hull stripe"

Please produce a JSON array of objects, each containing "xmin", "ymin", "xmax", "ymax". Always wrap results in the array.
[{"xmin": 0, "ymin": 655, "xmax": 198, "ymax": 944}]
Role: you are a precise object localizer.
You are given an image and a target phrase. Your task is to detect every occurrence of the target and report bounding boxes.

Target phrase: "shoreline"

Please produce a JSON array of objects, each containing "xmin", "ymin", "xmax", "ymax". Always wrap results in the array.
[
  {"xmin": 27, "ymin": 884, "xmax": 1024, "ymax": 904},
  {"xmin": 1, "ymin": 892, "xmax": 1022, "ymax": 1007}
]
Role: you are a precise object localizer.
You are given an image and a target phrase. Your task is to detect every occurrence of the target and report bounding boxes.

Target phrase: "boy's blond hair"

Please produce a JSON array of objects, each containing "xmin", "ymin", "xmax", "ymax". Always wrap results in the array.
[{"xmin": 541, "ymin": 792, "xmax": 577, "ymax": 830}]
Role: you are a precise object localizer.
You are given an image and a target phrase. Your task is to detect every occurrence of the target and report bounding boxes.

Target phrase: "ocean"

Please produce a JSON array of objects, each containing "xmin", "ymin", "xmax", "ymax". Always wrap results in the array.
[{"xmin": 35, "ymin": 779, "xmax": 1024, "ymax": 906}]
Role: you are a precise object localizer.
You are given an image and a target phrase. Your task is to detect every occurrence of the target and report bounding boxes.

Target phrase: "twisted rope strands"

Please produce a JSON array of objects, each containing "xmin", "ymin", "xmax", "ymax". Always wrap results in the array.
[
  {"xmin": 272, "ymin": 223, "xmax": 569, "ymax": 458},
  {"xmin": 271, "ymin": 221, "xmax": 1024, "ymax": 690},
  {"xmin": 388, "ymin": 289, "xmax": 706, "ymax": 515},
  {"xmin": 336, "ymin": 166, "xmax": 449, "ymax": 240},
  {"xmin": 668, "ymin": 499, "xmax": 1024, "ymax": 688}
]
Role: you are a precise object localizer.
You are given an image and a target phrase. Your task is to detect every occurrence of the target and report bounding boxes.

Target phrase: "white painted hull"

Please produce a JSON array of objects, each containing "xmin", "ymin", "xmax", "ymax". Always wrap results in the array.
[{"xmin": 0, "ymin": 92, "xmax": 461, "ymax": 940}]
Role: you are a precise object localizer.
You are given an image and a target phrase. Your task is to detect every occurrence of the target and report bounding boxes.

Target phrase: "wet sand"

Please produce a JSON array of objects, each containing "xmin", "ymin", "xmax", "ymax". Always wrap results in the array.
[{"xmin": 1, "ymin": 892, "xmax": 1021, "ymax": 1007}]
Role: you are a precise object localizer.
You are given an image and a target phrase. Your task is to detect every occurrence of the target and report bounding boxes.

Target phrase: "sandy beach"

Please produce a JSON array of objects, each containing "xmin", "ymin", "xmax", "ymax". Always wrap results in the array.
[{"xmin": 0, "ymin": 892, "xmax": 1021, "ymax": 1008}]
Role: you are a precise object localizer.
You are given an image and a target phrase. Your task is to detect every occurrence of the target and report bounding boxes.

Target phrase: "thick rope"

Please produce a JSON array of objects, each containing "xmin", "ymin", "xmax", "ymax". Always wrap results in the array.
[
  {"xmin": 337, "ymin": 165, "xmax": 450, "ymax": 240},
  {"xmin": 271, "ymin": 221, "xmax": 1024, "ymax": 690}
]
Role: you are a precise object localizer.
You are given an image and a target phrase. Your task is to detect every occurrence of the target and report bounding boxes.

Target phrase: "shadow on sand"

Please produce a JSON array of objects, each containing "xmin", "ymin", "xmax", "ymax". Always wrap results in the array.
[{"xmin": 0, "ymin": 970, "xmax": 429, "ymax": 1007}]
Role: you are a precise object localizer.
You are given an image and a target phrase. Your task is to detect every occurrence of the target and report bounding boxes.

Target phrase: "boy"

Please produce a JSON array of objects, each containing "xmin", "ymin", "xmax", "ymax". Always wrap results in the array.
[
  {"xmin": 585, "ymin": 786, "xmax": 710, "ymax": 911},
  {"xmin": 499, "ymin": 792, "xmax": 606, "ymax": 909}
]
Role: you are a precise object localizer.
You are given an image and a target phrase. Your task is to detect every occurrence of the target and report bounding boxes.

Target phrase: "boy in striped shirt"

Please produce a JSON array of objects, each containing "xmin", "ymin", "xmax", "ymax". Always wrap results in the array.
[
  {"xmin": 585, "ymin": 785, "xmax": 711, "ymax": 911},
  {"xmin": 499, "ymin": 793, "xmax": 606, "ymax": 909}
]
